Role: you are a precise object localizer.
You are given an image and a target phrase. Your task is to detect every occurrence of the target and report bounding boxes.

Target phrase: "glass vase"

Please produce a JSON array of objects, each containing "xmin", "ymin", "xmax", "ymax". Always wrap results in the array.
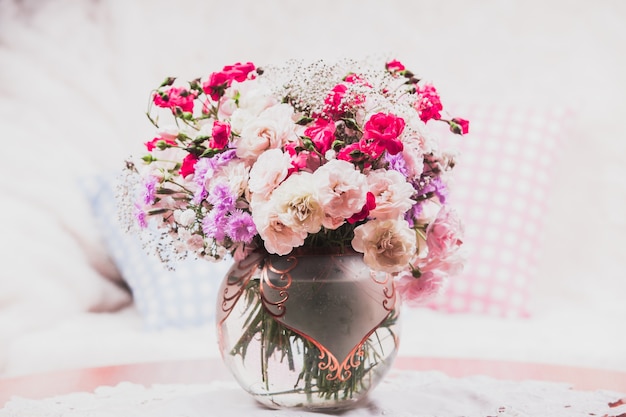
[{"xmin": 215, "ymin": 248, "xmax": 401, "ymax": 411}]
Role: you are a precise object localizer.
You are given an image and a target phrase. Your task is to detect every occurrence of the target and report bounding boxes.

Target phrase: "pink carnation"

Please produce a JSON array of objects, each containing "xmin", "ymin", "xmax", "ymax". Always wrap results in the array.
[
  {"xmin": 304, "ymin": 118, "xmax": 336, "ymax": 154},
  {"xmin": 203, "ymin": 62, "xmax": 256, "ymax": 101},
  {"xmin": 385, "ymin": 59, "xmax": 406, "ymax": 75},
  {"xmin": 426, "ymin": 206, "xmax": 464, "ymax": 258},
  {"xmin": 362, "ymin": 112, "xmax": 405, "ymax": 156},
  {"xmin": 153, "ymin": 87, "xmax": 197, "ymax": 113},
  {"xmin": 209, "ymin": 121, "xmax": 231, "ymax": 149},
  {"xmin": 145, "ymin": 136, "xmax": 177, "ymax": 151},
  {"xmin": 179, "ymin": 153, "xmax": 199, "ymax": 178},
  {"xmin": 414, "ymin": 84, "xmax": 443, "ymax": 123}
]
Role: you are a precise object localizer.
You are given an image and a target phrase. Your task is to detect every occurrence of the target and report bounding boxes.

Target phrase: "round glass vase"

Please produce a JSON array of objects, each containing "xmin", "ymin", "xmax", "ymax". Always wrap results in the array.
[{"xmin": 215, "ymin": 248, "xmax": 401, "ymax": 411}]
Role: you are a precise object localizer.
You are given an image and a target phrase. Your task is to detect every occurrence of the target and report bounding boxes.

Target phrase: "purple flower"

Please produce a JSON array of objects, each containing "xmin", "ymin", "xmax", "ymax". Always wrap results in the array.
[
  {"xmin": 202, "ymin": 209, "xmax": 229, "ymax": 241},
  {"xmin": 384, "ymin": 153, "xmax": 409, "ymax": 177},
  {"xmin": 227, "ymin": 210, "xmax": 257, "ymax": 244},
  {"xmin": 142, "ymin": 176, "xmax": 158, "ymax": 205},
  {"xmin": 134, "ymin": 203, "xmax": 148, "ymax": 228},
  {"xmin": 208, "ymin": 183, "xmax": 236, "ymax": 212}
]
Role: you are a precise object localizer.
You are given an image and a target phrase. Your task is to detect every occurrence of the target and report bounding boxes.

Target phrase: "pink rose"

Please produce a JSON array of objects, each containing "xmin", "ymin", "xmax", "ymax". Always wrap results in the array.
[
  {"xmin": 385, "ymin": 59, "xmax": 406, "ymax": 75},
  {"xmin": 362, "ymin": 112, "xmax": 405, "ymax": 155},
  {"xmin": 203, "ymin": 62, "xmax": 256, "ymax": 101},
  {"xmin": 304, "ymin": 118, "xmax": 336, "ymax": 154},
  {"xmin": 153, "ymin": 87, "xmax": 197, "ymax": 113},
  {"xmin": 203, "ymin": 71, "xmax": 230, "ymax": 101},
  {"xmin": 210, "ymin": 121, "xmax": 231, "ymax": 149},
  {"xmin": 179, "ymin": 153, "xmax": 199, "ymax": 178},
  {"xmin": 347, "ymin": 192, "xmax": 376, "ymax": 224},
  {"xmin": 395, "ymin": 269, "xmax": 444, "ymax": 307},
  {"xmin": 222, "ymin": 62, "xmax": 256, "ymax": 82},
  {"xmin": 351, "ymin": 218, "xmax": 416, "ymax": 273},
  {"xmin": 426, "ymin": 207, "xmax": 464, "ymax": 258},
  {"xmin": 324, "ymin": 84, "xmax": 348, "ymax": 116},
  {"xmin": 449, "ymin": 117, "xmax": 470, "ymax": 135},
  {"xmin": 414, "ymin": 84, "xmax": 443, "ymax": 123},
  {"xmin": 145, "ymin": 136, "xmax": 177, "ymax": 151}
]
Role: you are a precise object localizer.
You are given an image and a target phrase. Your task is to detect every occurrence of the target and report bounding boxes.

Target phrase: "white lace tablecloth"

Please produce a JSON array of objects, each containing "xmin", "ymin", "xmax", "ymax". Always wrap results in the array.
[{"xmin": 2, "ymin": 370, "xmax": 625, "ymax": 417}]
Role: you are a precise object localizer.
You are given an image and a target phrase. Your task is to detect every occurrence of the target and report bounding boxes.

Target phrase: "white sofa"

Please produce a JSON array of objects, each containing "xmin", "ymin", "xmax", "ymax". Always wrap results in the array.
[{"xmin": 1, "ymin": 0, "xmax": 625, "ymax": 378}]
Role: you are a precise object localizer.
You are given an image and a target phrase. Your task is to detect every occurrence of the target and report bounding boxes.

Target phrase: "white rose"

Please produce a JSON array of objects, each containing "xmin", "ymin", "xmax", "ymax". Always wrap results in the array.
[
  {"xmin": 248, "ymin": 148, "xmax": 292, "ymax": 201},
  {"xmin": 366, "ymin": 169, "xmax": 415, "ymax": 220},
  {"xmin": 252, "ymin": 199, "xmax": 307, "ymax": 255},
  {"xmin": 315, "ymin": 159, "xmax": 368, "ymax": 219},
  {"xmin": 271, "ymin": 172, "xmax": 324, "ymax": 234},
  {"xmin": 351, "ymin": 218, "xmax": 417, "ymax": 273},
  {"xmin": 235, "ymin": 103, "xmax": 298, "ymax": 163}
]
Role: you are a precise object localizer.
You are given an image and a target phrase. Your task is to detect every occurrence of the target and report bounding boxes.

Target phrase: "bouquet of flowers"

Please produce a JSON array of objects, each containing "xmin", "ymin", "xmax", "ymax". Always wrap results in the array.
[{"xmin": 121, "ymin": 57, "xmax": 467, "ymax": 306}]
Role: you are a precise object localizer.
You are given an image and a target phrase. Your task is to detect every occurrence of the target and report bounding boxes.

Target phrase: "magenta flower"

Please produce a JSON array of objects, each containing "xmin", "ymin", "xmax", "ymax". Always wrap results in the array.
[
  {"xmin": 153, "ymin": 86, "xmax": 197, "ymax": 113},
  {"xmin": 414, "ymin": 84, "xmax": 443, "ymax": 123},
  {"xmin": 362, "ymin": 112, "xmax": 405, "ymax": 155}
]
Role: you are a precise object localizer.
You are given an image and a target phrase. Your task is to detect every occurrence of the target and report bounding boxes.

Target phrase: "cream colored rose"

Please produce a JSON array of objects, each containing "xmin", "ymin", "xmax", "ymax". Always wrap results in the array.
[
  {"xmin": 315, "ymin": 159, "xmax": 368, "ymax": 220},
  {"xmin": 252, "ymin": 200, "xmax": 307, "ymax": 255},
  {"xmin": 366, "ymin": 169, "xmax": 415, "ymax": 220},
  {"xmin": 351, "ymin": 218, "xmax": 417, "ymax": 273},
  {"xmin": 235, "ymin": 103, "xmax": 298, "ymax": 163},
  {"xmin": 222, "ymin": 79, "xmax": 277, "ymax": 122},
  {"xmin": 248, "ymin": 148, "xmax": 291, "ymax": 201},
  {"xmin": 271, "ymin": 172, "xmax": 324, "ymax": 235}
]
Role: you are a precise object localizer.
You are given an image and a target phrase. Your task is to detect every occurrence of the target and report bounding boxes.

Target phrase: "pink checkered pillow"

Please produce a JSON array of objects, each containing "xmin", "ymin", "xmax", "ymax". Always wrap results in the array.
[{"xmin": 427, "ymin": 104, "xmax": 570, "ymax": 317}]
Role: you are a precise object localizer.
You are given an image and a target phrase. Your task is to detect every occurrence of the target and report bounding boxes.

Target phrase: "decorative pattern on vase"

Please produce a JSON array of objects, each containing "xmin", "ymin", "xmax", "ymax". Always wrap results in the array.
[{"xmin": 215, "ymin": 250, "xmax": 401, "ymax": 410}]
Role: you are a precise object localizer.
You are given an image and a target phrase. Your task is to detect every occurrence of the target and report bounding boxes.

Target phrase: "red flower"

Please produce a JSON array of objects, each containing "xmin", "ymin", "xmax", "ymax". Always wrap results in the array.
[
  {"xmin": 304, "ymin": 118, "xmax": 336, "ymax": 154},
  {"xmin": 449, "ymin": 117, "xmax": 470, "ymax": 135},
  {"xmin": 153, "ymin": 87, "xmax": 197, "ymax": 113},
  {"xmin": 414, "ymin": 84, "xmax": 443, "ymax": 123},
  {"xmin": 362, "ymin": 112, "xmax": 405, "ymax": 155},
  {"xmin": 209, "ymin": 121, "xmax": 231, "ymax": 149},
  {"xmin": 385, "ymin": 59, "xmax": 406, "ymax": 75},
  {"xmin": 222, "ymin": 62, "xmax": 256, "ymax": 82},
  {"xmin": 203, "ymin": 62, "xmax": 256, "ymax": 101},
  {"xmin": 179, "ymin": 153, "xmax": 198, "ymax": 178},
  {"xmin": 145, "ymin": 136, "xmax": 177, "ymax": 151},
  {"xmin": 348, "ymin": 192, "xmax": 376, "ymax": 224},
  {"xmin": 202, "ymin": 71, "xmax": 230, "ymax": 101}
]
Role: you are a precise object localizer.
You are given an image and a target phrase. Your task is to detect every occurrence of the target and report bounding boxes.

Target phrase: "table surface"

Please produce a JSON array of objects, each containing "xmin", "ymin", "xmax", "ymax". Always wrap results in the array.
[{"xmin": 1, "ymin": 356, "xmax": 626, "ymax": 408}]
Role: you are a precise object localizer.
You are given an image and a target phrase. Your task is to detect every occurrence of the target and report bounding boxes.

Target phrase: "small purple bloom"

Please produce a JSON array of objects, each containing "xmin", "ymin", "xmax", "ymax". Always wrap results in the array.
[
  {"xmin": 208, "ymin": 183, "xmax": 236, "ymax": 212},
  {"xmin": 227, "ymin": 210, "xmax": 257, "ymax": 244},
  {"xmin": 142, "ymin": 176, "xmax": 158, "ymax": 205},
  {"xmin": 134, "ymin": 203, "xmax": 148, "ymax": 228},
  {"xmin": 202, "ymin": 209, "xmax": 229, "ymax": 241},
  {"xmin": 385, "ymin": 153, "xmax": 409, "ymax": 177}
]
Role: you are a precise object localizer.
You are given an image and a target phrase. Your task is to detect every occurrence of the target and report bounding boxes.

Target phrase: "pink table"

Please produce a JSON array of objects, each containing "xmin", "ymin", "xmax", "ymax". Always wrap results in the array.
[{"xmin": 2, "ymin": 356, "xmax": 625, "ymax": 408}]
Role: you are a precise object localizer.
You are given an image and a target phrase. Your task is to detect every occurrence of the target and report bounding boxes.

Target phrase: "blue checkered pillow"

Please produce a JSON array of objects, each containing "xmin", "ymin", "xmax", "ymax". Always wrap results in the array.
[{"xmin": 81, "ymin": 174, "xmax": 232, "ymax": 330}]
